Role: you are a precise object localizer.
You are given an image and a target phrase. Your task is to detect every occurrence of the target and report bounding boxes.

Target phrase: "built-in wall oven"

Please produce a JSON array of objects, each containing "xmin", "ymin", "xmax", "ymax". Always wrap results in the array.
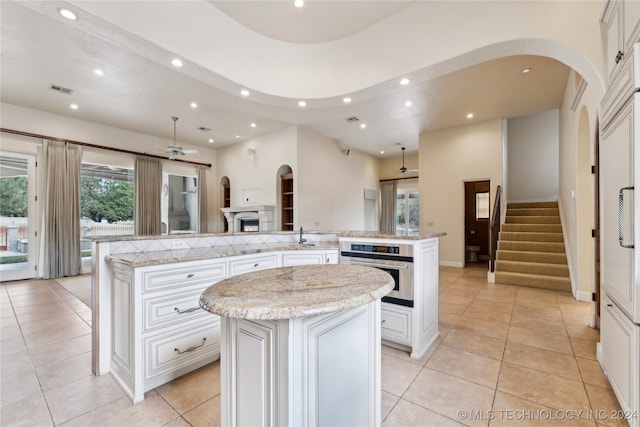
[{"xmin": 339, "ymin": 241, "xmax": 414, "ymax": 307}]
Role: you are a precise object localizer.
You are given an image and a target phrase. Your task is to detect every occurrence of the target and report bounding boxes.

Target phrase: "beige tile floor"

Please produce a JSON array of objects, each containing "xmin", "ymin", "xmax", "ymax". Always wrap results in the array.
[{"xmin": 0, "ymin": 265, "xmax": 627, "ymax": 427}]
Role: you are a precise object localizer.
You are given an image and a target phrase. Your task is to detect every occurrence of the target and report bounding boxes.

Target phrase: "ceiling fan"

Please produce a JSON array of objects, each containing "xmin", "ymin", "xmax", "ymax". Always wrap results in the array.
[
  {"xmin": 157, "ymin": 116, "xmax": 198, "ymax": 160},
  {"xmin": 399, "ymin": 146, "xmax": 418, "ymax": 174}
]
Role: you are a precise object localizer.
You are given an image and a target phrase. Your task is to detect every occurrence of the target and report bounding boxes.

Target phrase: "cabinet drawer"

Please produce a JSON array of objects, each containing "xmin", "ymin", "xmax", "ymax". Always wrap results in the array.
[
  {"xmin": 601, "ymin": 294, "xmax": 640, "ymax": 423},
  {"xmin": 381, "ymin": 303, "xmax": 411, "ymax": 345},
  {"xmin": 143, "ymin": 287, "xmax": 211, "ymax": 332},
  {"xmin": 281, "ymin": 251, "xmax": 327, "ymax": 266},
  {"xmin": 145, "ymin": 320, "xmax": 220, "ymax": 382},
  {"xmin": 142, "ymin": 261, "xmax": 227, "ymax": 294},
  {"xmin": 229, "ymin": 254, "xmax": 278, "ymax": 276}
]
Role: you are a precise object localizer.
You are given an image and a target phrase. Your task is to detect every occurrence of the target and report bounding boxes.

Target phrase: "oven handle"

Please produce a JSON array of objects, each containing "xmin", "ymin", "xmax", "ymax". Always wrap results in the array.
[{"xmin": 343, "ymin": 259, "xmax": 411, "ymax": 270}]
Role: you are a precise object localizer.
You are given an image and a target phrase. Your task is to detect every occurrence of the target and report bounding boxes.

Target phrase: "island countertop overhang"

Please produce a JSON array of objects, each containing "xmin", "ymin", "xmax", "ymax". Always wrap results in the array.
[{"xmin": 199, "ymin": 264, "xmax": 394, "ymax": 320}]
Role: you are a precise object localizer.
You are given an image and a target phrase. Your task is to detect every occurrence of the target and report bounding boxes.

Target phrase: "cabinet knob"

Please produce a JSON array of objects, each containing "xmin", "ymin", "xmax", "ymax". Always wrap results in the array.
[
  {"xmin": 381, "ymin": 319, "xmax": 386, "ymax": 324},
  {"xmin": 254, "ymin": 263, "xmax": 259, "ymax": 268},
  {"xmin": 186, "ymin": 273, "xmax": 195, "ymax": 278}
]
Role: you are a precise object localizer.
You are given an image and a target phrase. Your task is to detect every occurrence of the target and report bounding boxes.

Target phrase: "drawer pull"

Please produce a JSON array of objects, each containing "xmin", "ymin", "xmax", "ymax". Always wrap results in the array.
[
  {"xmin": 607, "ymin": 304, "xmax": 613, "ymax": 307},
  {"xmin": 174, "ymin": 338, "xmax": 207, "ymax": 355},
  {"xmin": 174, "ymin": 306, "xmax": 201, "ymax": 314},
  {"xmin": 615, "ymin": 50, "xmax": 624, "ymax": 64},
  {"xmin": 254, "ymin": 263, "xmax": 259, "ymax": 268},
  {"xmin": 186, "ymin": 273, "xmax": 195, "ymax": 278},
  {"xmin": 381, "ymin": 320, "xmax": 386, "ymax": 324}
]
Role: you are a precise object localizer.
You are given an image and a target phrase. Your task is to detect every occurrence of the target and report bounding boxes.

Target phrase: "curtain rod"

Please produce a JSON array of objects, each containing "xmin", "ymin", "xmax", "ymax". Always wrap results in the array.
[
  {"xmin": 379, "ymin": 176, "xmax": 419, "ymax": 183},
  {"xmin": 0, "ymin": 128, "xmax": 212, "ymax": 168}
]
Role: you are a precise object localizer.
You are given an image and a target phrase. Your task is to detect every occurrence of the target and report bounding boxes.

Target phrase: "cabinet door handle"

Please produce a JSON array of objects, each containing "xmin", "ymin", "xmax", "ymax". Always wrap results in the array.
[
  {"xmin": 174, "ymin": 306, "xmax": 201, "ymax": 314},
  {"xmin": 607, "ymin": 304, "xmax": 613, "ymax": 307},
  {"xmin": 174, "ymin": 338, "xmax": 206, "ymax": 355},
  {"xmin": 381, "ymin": 319, "xmax": 386, "ymax": 324},
  {"xmin": 615, "ymin": 50, "xmax": 624, "ymax": 64},
  {"xmin": 618, "ymin": 186, "xmax": 634, "ymax": 248},
  {"xmin": 254, "ymin": 263, "xmax": 259, "ymax": 268},
  {"xmin": 186, "ymin": 273, "xmax": 195, "ymax": 278}
]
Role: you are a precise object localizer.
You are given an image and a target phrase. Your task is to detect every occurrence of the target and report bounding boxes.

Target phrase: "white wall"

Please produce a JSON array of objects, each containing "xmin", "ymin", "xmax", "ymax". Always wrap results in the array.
[
  {"xmin": 507, "ymin": 109, "xmax": 560, "ymax": 202},
  {"xmin": 420, "ymin": 119, "xmax": 504, "ymax": 267},
  {"xmin": 558, "ymin": 72, "xmax": 600, "ymax": 301},
  {"xmin": 215, "ymin": 126, "xmax": 298, "ymax": 231},
  {"xmin": 297, "ymin": 127, "xmax": 380, "ymax": 231}
]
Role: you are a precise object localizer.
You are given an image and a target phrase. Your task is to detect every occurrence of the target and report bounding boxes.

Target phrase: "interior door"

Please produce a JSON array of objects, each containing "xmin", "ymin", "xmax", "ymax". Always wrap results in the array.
[
  {"xmin": 464, "ymin": 180, "xmax": 490, "ymax": 263},
  {"xmin": 0, "ymin": 152, "xmax": 37, "ymax": 281}
]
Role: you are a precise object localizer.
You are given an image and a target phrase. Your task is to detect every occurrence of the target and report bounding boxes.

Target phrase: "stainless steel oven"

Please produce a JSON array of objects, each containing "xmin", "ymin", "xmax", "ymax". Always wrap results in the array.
[{"xmin": 339, "ymin": 241, "xmax": 414, "ymax": 307}]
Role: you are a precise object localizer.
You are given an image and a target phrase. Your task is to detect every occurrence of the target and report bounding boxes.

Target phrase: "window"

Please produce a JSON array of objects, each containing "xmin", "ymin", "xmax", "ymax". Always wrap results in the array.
[
  {"xmin": 476, "ymin": 192, "xmax": 490, "ymax": 220},
  {"xmin": 396, "ymin": 182, "xmax": 419, "ymax": 236},
  {"xmin": 80, "ymin": 163, "xmax": 134, "ymax": 256}
]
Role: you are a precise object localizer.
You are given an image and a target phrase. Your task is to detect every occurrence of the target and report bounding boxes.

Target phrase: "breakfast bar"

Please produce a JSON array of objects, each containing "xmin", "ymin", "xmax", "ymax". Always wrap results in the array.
[{"xmin": 199, "ymin": 264, "xmax": 394, "ymax": 427}]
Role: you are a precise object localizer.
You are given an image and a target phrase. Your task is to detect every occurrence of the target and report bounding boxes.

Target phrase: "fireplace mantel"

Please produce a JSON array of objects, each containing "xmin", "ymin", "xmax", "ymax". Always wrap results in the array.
[{"xmin": 221, "ymin": 205, "xmax": 275, "ymax": 232}]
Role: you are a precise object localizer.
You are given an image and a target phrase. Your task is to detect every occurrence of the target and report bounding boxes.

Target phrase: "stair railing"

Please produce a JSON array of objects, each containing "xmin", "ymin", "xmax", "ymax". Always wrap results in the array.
[{"xmin": 489, "ymin": 185, "xmax": 502, "ymax": 273}]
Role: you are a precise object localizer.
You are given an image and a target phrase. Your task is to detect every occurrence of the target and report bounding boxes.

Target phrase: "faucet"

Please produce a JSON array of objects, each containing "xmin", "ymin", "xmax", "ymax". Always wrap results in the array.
[{"xmin": 299, "ymin": 226, "xmax": 307, "ymax": 244}]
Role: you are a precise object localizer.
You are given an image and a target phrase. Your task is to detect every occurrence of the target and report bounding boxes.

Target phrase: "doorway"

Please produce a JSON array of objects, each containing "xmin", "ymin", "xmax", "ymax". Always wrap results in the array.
[
  {"xmin": 464, "ymin": 180, "xmax": 490, "ymax": 266},
  {"xmin": 0, "ymin": 152, "xmax": 37, "ymax": 281}
]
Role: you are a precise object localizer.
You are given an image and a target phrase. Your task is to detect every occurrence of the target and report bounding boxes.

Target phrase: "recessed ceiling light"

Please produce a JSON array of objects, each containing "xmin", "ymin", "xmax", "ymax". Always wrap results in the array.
[
  {"xmin": 405, "ymin": 100, "xmax": 412, "ymax": 107},
  {"xmin": 58, "ymin": 8, "xmax": 77, "ymax": 20},
  {"xmin": 380, "ymin": 150, "xmax": 385, "ymax": 154},
  {"xmin": 466, "ymin": 113, "xmax": 474, "ymax": 119},
  {"xmin": 94, "ymin": 69, "xmax": 104, "ymax": 76},
  {"xmin": 190, "ymin": 102, "xmax": 198, "ymax": 109},
  {"xmin": 241, "ymin": 89, "xmax": 250, "ymax": 96},
  {"xmin": 360, "ymin": 123, "xmax": 367, "ymax": 129},
  {"xmin": 70, "ymin": 103, "xmax": 79, "ymax": 110},
  {"xmin": 152, "ymin": 125, "xmax": 158, "ymax": 129},
  {"xmin": 522, "ymin": 68, "xmax": 532, "ymax": 74},
  {"xmin": 209, "ymin": 139, "xmax": 214, "ymax": 143},
  {"xmin": 298, "ymin": 100, "xmax": 306, "ymax": 107},
  {"xmin": 250, "ymin": 123, "xmax": 256, "ymax": 128},
  {"xmin": 171, "ymin": 58, "xmax": 183, "ymax": 67},
  {"xmin": 294, "ymin": 0, "xmax": 304, "ymax": 7},
  {"xmin": 400, "ymin": 78, "xmax": 410, "ymax": 85},
  {"xmin": 343, "ymin": 97, "xmax": 352, "ymax": 103},
  {"xmin": 235, "ymin": 135, "xmax": 240, "ymax": 139}
]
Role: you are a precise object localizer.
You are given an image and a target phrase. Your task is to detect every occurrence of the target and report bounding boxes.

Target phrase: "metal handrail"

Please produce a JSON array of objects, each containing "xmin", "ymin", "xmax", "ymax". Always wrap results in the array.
[{"xmin": 489, "ymin": 185, "xmax": 502, "ymax": 273}]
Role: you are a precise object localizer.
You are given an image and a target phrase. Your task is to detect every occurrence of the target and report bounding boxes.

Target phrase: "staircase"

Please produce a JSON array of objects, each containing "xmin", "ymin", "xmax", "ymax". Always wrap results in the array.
[{"xmin": 495, "ymin": 201, "xmax": 571, "ymax": 292}]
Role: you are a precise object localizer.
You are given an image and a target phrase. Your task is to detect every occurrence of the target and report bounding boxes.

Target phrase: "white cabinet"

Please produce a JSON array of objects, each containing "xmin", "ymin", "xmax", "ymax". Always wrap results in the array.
[
  {"xmin": 381, "ymin": 303, "xmax": 412, "ymax": 345},
  {"xmin": 601, "ymin": 293, "xmax": 640, "ymax": 426},
  {"xmin": 110, "ymin": 259, "xmax": 227, "ymax": 403},
  {"xmin": 602, "ymin": 0, "xmax": 640, "ymax": 84},
  {"xmin": 220, "ymin": 302, "xmax": 381, "ymax": 426},
  {"xmin": 108, "ymin": 247, "xmax": 339, "ymax": 403},
  {"xmin": 280, "ymin": 249, "xmax": 338, "ymax": 266},
  {"xmin": 600, "ymin": 92, "xmax": 640, "ymax": 323}
]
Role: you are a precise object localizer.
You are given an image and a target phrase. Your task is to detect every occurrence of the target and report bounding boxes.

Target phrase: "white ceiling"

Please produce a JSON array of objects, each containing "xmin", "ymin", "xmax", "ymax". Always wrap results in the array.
[{"xmin": 0, "ymin": 1, "xmax": 570, "ymax": 158}]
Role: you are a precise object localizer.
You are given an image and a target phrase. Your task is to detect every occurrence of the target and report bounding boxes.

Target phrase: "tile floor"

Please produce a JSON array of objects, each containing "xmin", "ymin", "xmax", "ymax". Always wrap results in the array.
[{"xmin": 0, "ymin": 265, "xmax": 627, "ymax": 426}]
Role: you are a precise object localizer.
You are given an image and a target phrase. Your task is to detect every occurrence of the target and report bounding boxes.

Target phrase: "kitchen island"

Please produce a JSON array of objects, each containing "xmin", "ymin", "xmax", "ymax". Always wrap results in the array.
[{"xmin": 199, "ymin": 264, "xmax": 394, "ymax": 427}]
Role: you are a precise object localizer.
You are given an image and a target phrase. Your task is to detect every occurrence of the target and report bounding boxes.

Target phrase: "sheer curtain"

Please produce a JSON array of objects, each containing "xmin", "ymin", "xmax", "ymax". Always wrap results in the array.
[
  {"xmin": 40, "ymin": 140, "xmax": 83, "ymax": 279},
  {"xmin": 198, "ymin": 166, "xmax": 208, "ymax": 233},
  {"xmin": 379, "ymin": 180, "xmax": 397, "ymax": 234},
  {"xmin": 135, "ymin": 155, "xmax": 162, "ymax": 236}
]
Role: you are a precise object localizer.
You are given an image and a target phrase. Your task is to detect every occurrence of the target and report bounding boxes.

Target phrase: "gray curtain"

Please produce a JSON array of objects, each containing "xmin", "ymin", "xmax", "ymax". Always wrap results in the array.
[
  {"xmin": 135, "ymin": 155, "xmax": 162, "ymax": 236},
  {"xmin": 380, "ymin": 180, "xmax": 397, "ymax": 234},
  {"xmin": 41, "ymin": 140, "xmax": 83, "ymax": 279},
  {"xmin": 198, "ymin": 166, "xmax": 208, "ymax": 233}
]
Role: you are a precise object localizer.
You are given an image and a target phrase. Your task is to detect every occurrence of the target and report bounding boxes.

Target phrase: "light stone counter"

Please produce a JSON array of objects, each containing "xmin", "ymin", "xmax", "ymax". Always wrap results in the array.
[{"xmin": 199, "ymin": 264, "xmax": 394, "ymax": 319}]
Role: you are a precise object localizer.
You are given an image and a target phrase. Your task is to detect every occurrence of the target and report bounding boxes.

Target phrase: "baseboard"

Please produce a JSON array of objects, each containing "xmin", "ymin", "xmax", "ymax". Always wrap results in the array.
[
  {"xmin": 575, "ymin": 290, "xmax": 593, "ymax": 302},
  {"xmin": 487, "ymin": 271, "xmax": 495, "ymax": 283},
  {"xmin": 440, "ymin": 260, "xmax": 464, "ymax": 268}
]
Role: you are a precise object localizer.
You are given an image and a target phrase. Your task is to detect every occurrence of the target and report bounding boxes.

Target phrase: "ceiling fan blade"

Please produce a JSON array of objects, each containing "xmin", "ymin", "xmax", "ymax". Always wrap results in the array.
[
  {"xmin": 155, "ymin": 145, "xmax": 171, "ymax": 152},
  {"xmin": 182, "ymin": 149, "xmax": 198, "ymax": 154}
]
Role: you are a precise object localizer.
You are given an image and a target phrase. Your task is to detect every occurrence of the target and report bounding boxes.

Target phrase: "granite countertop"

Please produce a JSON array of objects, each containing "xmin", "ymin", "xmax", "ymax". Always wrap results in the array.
[
  {"xmin": 339, "ymin": 231, "xmax": 446, "ymax": 240},
  {"xmin": 199, "ymin": 264, "xmax": 394, "ymax": 320},
  {"xmin": 106, "ymin": 242, "xmax": 338, "ymax": 267}
]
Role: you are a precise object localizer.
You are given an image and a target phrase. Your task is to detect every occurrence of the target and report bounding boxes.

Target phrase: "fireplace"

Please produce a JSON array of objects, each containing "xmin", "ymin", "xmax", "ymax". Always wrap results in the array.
[
  {"xmin": 220, "ymin": 205, "xmax": 275, "ymax": 233},
  {"xmin": 240, "ymin": 218, "xmax": 260, "ymax": 232}
]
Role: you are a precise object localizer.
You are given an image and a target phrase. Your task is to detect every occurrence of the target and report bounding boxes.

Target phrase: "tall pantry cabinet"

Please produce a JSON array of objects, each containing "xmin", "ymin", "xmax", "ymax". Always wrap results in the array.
[{"xmin": 599, "ymin": 1, "xmax": 640, "ymax": 425}]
